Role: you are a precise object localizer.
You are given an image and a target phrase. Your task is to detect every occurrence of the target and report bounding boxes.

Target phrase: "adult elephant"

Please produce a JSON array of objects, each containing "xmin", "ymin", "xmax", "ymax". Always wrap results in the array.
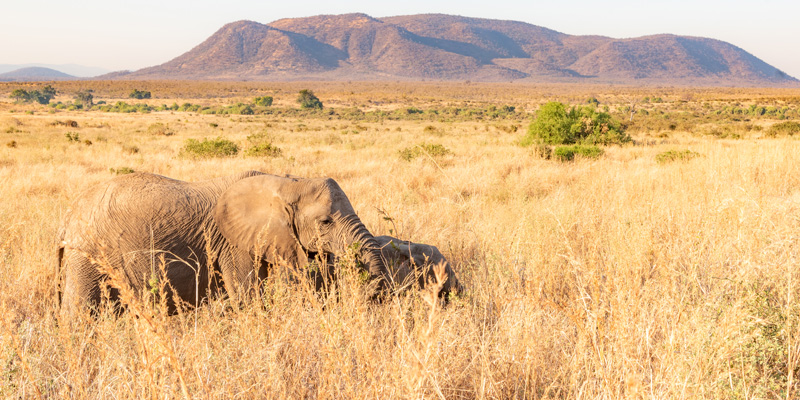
[{"xmin": 56, "ymin": 171, "xmax": 390, "ymax": 317}]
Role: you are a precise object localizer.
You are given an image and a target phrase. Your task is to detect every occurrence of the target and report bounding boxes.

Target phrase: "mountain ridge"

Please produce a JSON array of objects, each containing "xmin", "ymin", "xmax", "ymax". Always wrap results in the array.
[
  {"xmin": 0, "ymin": 67, "xmax": 76, "ymax": 82},
  {"xmin": 119, "ymin": 13, "xmax": 797, "ymax": 86}
]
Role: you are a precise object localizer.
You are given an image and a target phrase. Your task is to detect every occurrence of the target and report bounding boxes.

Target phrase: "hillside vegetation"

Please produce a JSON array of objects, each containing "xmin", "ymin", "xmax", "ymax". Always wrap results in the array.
[{"xmin": 1, "ymin": 81, "xmax": 800, "ymax": 398}]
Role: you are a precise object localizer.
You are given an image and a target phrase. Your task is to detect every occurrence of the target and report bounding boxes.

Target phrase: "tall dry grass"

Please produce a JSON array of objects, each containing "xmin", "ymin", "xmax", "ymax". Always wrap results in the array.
[{"xmin": 0, "ymin": 85, "xmax": 799, "ymax": 398}]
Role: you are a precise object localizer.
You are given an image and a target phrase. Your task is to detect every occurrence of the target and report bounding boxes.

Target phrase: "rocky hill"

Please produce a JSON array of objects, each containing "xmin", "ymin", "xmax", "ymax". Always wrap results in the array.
[{"xmin": 123, "ymin": 13, "xmax": 797, "ymax": 86}]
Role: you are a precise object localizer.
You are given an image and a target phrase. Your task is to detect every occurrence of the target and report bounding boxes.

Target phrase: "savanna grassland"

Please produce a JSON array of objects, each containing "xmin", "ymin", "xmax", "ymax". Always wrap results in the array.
[{"xmin": 1, "ymin": 81, "xmax": 800, "ymax": 399}]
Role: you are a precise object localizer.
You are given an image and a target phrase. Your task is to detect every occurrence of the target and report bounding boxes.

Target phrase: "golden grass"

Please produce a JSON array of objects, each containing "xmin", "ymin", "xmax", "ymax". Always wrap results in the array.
[{"xmin": 1, "ymin": 82, "xmax": 800, "ymax": 398}]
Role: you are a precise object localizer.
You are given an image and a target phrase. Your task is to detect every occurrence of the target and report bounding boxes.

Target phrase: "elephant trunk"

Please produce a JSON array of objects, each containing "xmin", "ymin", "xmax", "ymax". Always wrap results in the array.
[{"xmin": 335, "ymin": 216, "xmax": 391, "ymax": 291}]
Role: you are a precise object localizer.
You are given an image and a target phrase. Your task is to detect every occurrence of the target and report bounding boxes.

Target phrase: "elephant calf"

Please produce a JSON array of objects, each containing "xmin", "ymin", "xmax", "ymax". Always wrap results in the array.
[
  {"xmin": 56, "ymin": 171, "xmax": 392, "ymax": 317},
  {"xmin": 374, "ymin": 235, "xmax": 463, "ymax": 300}
]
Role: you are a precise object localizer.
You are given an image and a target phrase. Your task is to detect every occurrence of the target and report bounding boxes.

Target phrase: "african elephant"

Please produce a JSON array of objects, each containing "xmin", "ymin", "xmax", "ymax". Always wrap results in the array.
[
  {"xmin": 56, "ymin": 171, "xmax": 390, "ymax": 317},
  {"xmin": 374, "ymin": 235, "xmax": 463, "ymax": 300}
]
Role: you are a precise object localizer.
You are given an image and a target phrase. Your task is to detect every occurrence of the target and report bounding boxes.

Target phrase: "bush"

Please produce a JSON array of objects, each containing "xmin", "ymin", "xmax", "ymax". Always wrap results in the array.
[
  {"xmin": 655, "ymin": 149, "xmax": 701, "ymax": 163},
  {"xmin": 399, "ymin": 143, "xmax": 452, "ymax": 161},
  {"xmin": 765, "ymin": 121, "xmax": 800, "ymax": 137},
  {"xmin": 74, "ymin": 90, "xmax": 94, "ymax": 108},
  {"xmin": 523, "ymin": 101, "xmax": 629, "ymax": 146},
  {"xmin": 129, "ymin": 89, "xmax": 151, "ymax": 99},
  {"xmin": 97, "ymin": 101, "xmax": 153, "ymax": 113},
  {"xmin": 254, "ymin": 96, "xmax": 273, "ymax": 107},
  {"xmin": 181, "ymin": 137, "xmax": 239, "ymax": 159},
  {"xmin": 297, "ymin": 89, "xmax": 323, "ymax": 109},
  {"xmin": 10, "ymin": 89, "xmax": 29, "ymax": 103},
  {"xmin": 65, "ymin": 132, "xmax": 80, "ymax": 142},
  {"xmin": 553, "ymin": 145, "xmax": 603, "ymax": 161},
  {"xmin": 245, "ymin": 142, "xmax": 282, "ymax": 158},
  {"xmin": 110, "ymin": 167, "xmax": 135, "ymax": 175},
  {"xmin": 239, "ymin": 105, "xmax": 254, "ymax": 115},
  {"xmin": 10, "ymin": 85, "xmax": 57, "ymax": 105}
]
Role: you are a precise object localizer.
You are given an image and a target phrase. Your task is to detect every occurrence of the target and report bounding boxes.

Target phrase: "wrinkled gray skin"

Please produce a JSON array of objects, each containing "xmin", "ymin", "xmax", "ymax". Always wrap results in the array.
[
  {"xmin": 373, "ymin": 235, "xmax": 463, "ymax": 300},
  {"xmin": 56, "ymin": 171, "xmax": 390, "ymax": 317}
]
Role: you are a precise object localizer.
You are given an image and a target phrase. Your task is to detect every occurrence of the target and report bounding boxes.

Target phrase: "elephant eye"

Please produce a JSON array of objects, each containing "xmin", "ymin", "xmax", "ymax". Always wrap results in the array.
[{"xmin": 319, "ymin": 218, "xmax": 333, "ymax": 225}]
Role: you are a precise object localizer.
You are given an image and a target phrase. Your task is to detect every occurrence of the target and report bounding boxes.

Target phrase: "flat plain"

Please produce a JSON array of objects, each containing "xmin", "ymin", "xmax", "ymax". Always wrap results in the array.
[{"xmin": 1, "ymin": 81, "xmax": 800, "ymax": 399}]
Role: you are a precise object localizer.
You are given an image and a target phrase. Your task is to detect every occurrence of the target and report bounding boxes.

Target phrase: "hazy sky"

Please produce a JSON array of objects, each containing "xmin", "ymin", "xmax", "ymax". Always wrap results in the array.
[{"xmin": 2, "ymin": 0, "xmax": 798, "ymax": 78}]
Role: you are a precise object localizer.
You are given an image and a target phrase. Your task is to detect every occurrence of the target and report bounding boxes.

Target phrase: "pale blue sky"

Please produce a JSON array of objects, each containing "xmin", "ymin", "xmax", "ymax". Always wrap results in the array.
[{"xmin": 2, "ymin": 0, "xmax": 798, "ymax": 79}]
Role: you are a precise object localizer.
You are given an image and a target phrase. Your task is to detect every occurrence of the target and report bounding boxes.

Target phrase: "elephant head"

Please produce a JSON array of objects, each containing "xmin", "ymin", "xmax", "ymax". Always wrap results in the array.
[
  {"xmin": 374, "ymin": 235, "xmax": 463, "ymax": 301},
  {"xmin": 213, "ymin": 174, "xmax": 390, "ymax": 291}
]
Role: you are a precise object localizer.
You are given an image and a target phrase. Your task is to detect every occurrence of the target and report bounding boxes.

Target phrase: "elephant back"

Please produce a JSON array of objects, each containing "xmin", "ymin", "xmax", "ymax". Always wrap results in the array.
[{"xmin": 59, "ymin": 172, "xmax": 263, "ymax": 280}]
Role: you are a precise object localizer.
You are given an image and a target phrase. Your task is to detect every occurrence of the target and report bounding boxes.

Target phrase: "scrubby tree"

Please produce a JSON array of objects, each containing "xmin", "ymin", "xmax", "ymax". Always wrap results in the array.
[
  {"xmin": 129, "ymin": 89, "xmax": 151, "ymax": 99},
  {"xmin": 30, "ymin": 85, "xmax": 57, "ymax": 104},
  {"xmin": 74, "ymin": 90, "xmax": 94, "ymax": 108},
  {"xmin": 523, "ymin": 101, "xmax": 629, "ymax": 146},
  {"xmin": 10, "ymin": 89, "xmax": 29, "ymax": 103},
  {"xmin": 33, "ymin": 85, "xmax": 57, "ymax": 104},
  {"xmin": 27, "ymin": 90, "xmax": 45, "ymax": 104},
  {"xmin": 297, "ymin": 89, "xmax": 322, "ymax": 110},
  {"xmin": 10, "ymin": 85, "xmax": 57, "ymax": 104},
  {"xmin": 41, "ymin": 85, "xmax": 57, "ymax": 101}
]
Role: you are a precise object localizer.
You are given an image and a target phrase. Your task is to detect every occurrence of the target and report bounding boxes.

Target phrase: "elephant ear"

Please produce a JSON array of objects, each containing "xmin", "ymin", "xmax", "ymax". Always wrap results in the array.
[{"xmin": 213, "ymin": 175, "xmax": 298, "ymax": 257}]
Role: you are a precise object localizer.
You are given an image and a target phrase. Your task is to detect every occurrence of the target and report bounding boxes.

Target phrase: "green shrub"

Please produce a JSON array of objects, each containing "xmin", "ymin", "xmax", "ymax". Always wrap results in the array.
[
  {"xmin": 254, "ymin": 96, "xmax": 273, "ymax": 107},
  {"xmin": 399, "ymin": 143, "xmax": 452, "ymax": 161},
  {"xmin": 110, "ymin": 167, "xmax": 135, "ymax": 175},
  {"xmin": 239, "ymin": 105, "xmax": 254, "ymax": 115},
  {"xmin": 129, "ymin": 89, "xmax": 151, "ymax": 99},
  {"xmin": 181, "ymin": 137, "xmax": 239, "ymax": 159},
  {"xmin": 765, "ymin": 121, "xmax": 800, "ymax": 137},
  {"xmin": 655, "ymin": 149, "xmax": 701, "ymax": 163},
  {"xmin": 297, "ymin": 89, "xmax": 323, "ymax": 109},
  {"xmin": 724, "ymin": 284, "xmax": 800, "ymax": 398},
  {"xmin": 65, "ymin": 132, "xmax": 80, "ymax": 142},
  {"xmin": 245, "ymin": 142, "xmax": 282, "ymax": 158},
  {"xmin": 97, "ymin": 101, "xmax": 153, "ymax": 113},
  {"xmin": 523, "ymin": 101, "xmax": 629, "ymax": 146},
  {"xmin": 553, "ymin": 145, "xmax": 603, "ymax": 161}
]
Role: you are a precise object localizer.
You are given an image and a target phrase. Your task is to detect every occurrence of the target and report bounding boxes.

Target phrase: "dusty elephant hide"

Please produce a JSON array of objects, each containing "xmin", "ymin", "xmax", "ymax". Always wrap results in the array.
[
  {"xmin": 56, "ymin": 171, "xmax": 390, "ymax": 317},
  {"xmin": 374, "ymin": 235, "xmax": 463, "ymax": 299}
]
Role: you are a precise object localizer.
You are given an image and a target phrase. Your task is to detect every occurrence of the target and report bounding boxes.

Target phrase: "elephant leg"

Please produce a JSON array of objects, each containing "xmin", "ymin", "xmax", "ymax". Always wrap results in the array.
[
  {"xmin": 60, "ymin": 249, "xmax": 105, "ymax": 319},
  {"xmin": 218, "ymin": 246, "xmax": 265, "ymax": 303}
]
